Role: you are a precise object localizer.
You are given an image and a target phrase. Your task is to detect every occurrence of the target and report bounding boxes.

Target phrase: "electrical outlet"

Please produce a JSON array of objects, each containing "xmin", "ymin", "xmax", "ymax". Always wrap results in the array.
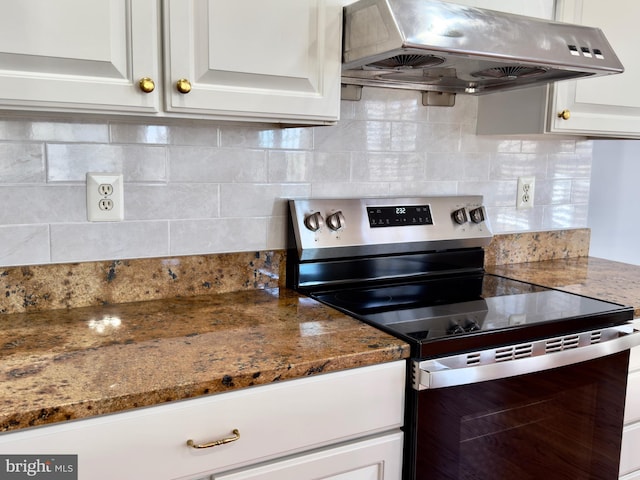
[
  {"xmin": 87, "ymin": 173, "xmax": 124, "ymax": 221},
  {"xmin": 516, "ymin": 176, "xmax": 535, "ymax": 210}
]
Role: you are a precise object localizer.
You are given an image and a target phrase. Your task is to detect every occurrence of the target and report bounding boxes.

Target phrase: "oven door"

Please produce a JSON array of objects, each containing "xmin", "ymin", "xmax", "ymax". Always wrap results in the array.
[{"xmin": 409, "ymin": 326, "xmax": 639, "ymax": 480}]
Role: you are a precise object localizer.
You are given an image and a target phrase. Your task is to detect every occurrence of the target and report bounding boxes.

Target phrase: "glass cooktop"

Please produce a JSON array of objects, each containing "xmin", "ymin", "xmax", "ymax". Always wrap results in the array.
[{"xmin": 310, "ymin": 274, "xmax": 632, "ymax": 354}]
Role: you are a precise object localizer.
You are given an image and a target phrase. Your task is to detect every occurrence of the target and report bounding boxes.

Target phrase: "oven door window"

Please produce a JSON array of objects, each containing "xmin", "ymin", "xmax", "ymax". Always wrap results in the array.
[{"xmin": 414, "ymin": 352, "xmax": 629, "ymax": 480}]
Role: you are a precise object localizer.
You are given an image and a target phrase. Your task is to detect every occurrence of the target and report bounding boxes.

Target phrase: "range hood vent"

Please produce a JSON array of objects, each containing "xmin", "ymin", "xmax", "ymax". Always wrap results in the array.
[{"xmin": 342, "ymin": 0, "xmax": 624, "ymax": 95}]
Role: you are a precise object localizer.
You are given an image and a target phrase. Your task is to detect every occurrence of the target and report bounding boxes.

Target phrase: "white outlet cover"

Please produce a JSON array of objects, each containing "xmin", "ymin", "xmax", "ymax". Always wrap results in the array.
[
  {"xmin": 516, "ymin": 176, "xmax": 535, "ymax": 210},
  {"xmin": 86, "ymin": 173, "xmax": 124, "ymax": 221}
]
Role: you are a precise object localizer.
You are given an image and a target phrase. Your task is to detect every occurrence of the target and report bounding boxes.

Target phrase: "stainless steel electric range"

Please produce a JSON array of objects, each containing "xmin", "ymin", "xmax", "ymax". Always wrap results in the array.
[{"xmin": 286, "ymin": 196, "xmax": 639, "ymax": 480}]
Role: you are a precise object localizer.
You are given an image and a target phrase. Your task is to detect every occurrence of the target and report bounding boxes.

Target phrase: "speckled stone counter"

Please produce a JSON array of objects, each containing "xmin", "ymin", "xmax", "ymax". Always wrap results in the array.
[
  {"xmin": 0, "ymin": 288, "xmax": 409, "ymax": 433},
  {"xmin": 488, "ymin": 257, "xmax": 640, "ymax": 316},
  {"xmin": 0, "ymin": 229, "xmax": 630, "ymax": 435}
]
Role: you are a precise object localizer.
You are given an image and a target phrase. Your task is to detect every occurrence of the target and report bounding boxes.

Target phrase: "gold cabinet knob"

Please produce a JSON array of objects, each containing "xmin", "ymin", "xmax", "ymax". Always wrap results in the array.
[
  {"xmin": 176, "ymin": 78, "xmax": 192, "ymax": 94},
  {"xmin": 558, "ymin": 109, "xmax": 571, "ymax": 120},
  {"xmin": 138, "ymin": 77, "xmax": 155, "ymax": 93}
]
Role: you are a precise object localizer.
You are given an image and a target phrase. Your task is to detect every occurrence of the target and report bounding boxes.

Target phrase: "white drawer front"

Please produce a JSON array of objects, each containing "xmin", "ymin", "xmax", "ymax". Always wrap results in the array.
[
  {"xmin": 621, "ymin": 422, "xmax": 640, "ymax": 476},
  {"xmin": 626, "ymin": 370, "xmax": 640, "ymax": 424},
  {"xmin": 621, "ymin": 469, "xmax": 640, "ymax": 480},
  {"xmin": 630, "ymin": 344, "xmax": 640, "ymax": 372},
  {"xmin": 0, "ymin": 362, "xmax": 405, "ymax": 480},
  {"xmin": 214, "ymin": 432, "xmax": 403, "ymax": 480}
]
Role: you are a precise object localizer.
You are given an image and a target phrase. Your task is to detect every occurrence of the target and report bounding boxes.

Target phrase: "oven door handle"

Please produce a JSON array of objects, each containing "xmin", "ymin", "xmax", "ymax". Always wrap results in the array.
[{"xmin": 413, "ymin": 325, "xmax": 640, "ymax": 390}]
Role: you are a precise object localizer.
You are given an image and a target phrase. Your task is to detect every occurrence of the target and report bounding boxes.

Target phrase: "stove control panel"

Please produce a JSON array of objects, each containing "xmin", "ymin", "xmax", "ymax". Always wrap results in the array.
[{"xmin": 290, "ymin": 196, "xmax": 492, "ymax": 261}]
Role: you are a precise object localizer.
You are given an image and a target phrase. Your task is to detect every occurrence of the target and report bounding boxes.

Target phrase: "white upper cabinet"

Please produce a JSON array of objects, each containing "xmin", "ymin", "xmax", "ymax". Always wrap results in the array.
[
  {"xmin": 164, "ymin": 0, "xmax": 342, "ymax": 124},
  {"xmin": 442, "ymin": 0, "xmax": 553, "ymax": 19},
  {"xmin": 0, "ymin": 0, "xmax": 342, "ymax": 124},
  {"xmin": 0, "ymin": 0, "xmax": 160, "ymax": 114},
  {"xmin": 477, "ymin": 0, "xmax": 640, "ymax": 138}
]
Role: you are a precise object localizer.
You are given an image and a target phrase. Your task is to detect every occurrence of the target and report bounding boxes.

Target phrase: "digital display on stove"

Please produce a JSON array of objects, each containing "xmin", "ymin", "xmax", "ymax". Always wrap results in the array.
[{"xmin": 367, "ymin": 205, "xmax": 433, "ymax": 227}]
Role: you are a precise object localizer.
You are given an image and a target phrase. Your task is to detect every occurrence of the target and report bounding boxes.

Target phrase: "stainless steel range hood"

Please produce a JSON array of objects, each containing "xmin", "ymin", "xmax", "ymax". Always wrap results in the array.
[{"xmin": 342, "ymin": 0, "xmax": 624, "ymax": 95}]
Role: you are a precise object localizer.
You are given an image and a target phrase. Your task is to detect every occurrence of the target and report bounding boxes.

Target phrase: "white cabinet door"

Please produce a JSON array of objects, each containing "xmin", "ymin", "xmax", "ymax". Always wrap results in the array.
[
  {"xmin": 441, "ymin": 0, "xmax": 553, "ymax": 19},
  {"xmin": 214, "ymin": 433, "xmax": 403, "ymax": 480},
  {"xmin": 0, "ymin": 0, "xmax": 161, "ymax": 114},
  {"xmin": 549, "ymin": 0, "xmax": 640, "ymax": 137},
  {"xmin": 163, "ymin": 0, "xmax": 341, "ymax": 124},
  {"xmin": 478, "ymin": 0, "xmax": 640, "ymax": 138}
]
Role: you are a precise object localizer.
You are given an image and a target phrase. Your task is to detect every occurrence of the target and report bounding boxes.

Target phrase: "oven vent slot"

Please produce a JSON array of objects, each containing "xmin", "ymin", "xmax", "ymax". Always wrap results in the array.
[
  {"xmin": 495, "ymin": 344, "xmax": 534, "ymax": 362},
  {"xmin": 466, "ymin": 352, "xmax": 482, "ymax": 366},
  {"xmin": 546, "ymin": 334, "xmax": 580, "ymax": 353},
  {"xmin": 590, "ymin": 330, "xmax": 603, "ymax": 344}
]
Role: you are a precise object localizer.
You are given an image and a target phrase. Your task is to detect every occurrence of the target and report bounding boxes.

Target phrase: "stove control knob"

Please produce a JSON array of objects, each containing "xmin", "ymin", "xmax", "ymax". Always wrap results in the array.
[
  {"xmin": 326, "ymin": 211, "xmax": 346, "ymax": 231},
  {"xmin": 452, "ymin": 208, "xmax": 468, "ymax": 225},
  {"xmin": 469, "ymin": 207, "xmax": 486, "ymax": 224},
  {"xmin": 303, "ymin": 212, "xmax": 324, "ymax": 232},
  {"xmin": 447, "ymin": 324, "xmax": 465, "ymax": 335},
  {"xmin": 465, "ymin": 320, "xmax": 481, "ymax": 332}
]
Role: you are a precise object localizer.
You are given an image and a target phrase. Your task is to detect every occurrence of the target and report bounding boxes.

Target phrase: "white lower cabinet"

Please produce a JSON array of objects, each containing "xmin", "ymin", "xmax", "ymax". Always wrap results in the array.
[
  {"xmin": 621, "ymin": 325, "xmax": 640, "ymax": 479},
  {"xmin": 213, "ymin": 432, "xmax": 403, "ymax": 480},
  {"xmin": 0, "ymin": 361, "xmax": 405, "ymax": 480}
]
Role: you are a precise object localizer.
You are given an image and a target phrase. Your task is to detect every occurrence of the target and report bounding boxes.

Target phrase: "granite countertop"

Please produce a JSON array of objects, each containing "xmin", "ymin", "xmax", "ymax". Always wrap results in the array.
[
  {"xmin": 3, "ymin": 236, "xmax": 640, "ymax": 436},
  {"xmin": 488, "ymin": 256, "xmax": 640, "ymax": 316},
  {"xmin": 0, "ymin": 288, "xmax": 409, "ymax": 433}
]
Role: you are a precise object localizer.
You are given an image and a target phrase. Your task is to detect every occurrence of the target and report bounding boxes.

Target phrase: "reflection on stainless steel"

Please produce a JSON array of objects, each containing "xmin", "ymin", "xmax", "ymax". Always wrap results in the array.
[
  {"xmin": 342, "ymin": 0, "xmax": 624, "ymax": 95},
  {"xmin": 414, "ymin": 324, "xmax": 640, "ymax": 389}
]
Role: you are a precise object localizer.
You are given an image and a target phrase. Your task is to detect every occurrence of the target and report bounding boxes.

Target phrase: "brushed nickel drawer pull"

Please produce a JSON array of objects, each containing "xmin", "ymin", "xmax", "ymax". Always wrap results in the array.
[{"xmin": 186, "ymin": 429, "xmax": 240, "ymax": 449}]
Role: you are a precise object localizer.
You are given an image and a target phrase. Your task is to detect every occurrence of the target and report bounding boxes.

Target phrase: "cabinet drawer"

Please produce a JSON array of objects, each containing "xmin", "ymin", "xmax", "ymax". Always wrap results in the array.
[
  {"xmin": 214, "ymin": 432, "xmax": 403, "ymax": 480},
  {"xmin": 625, "ymin": 370, "xmax": 640, "ymax": 424},
  {"xmin": 630, "ymin": 342, "xmax": 640, "ymax": 372},
  {"xmin": 0, "ymin": 361, "xmax": 405, "ymax": 480},
  {"xmin": 621, "ymin": 422, "xmax": 640, "ymax": 476}
]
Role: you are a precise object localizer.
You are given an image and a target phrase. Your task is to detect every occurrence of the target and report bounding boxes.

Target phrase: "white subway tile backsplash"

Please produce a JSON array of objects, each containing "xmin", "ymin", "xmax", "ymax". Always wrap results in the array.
[
  {"xmin": 47, "ymin": 144, "xmax": 167, "ymax": 182},
  {"xmin": 0, "ymin": 186, "xmax": 85, "ymax": 224},
  {"xmin": 220, "ymin": 125, "xmax": 313, "ymax": 150},
  {"xmin": 351, "ymin": 87, "xmax": 429, "ymax": 122},
  {"xmin": 267, "ymin": 150, "xmax": 314, "ymax": 183},
  {"xmin": 542, "ymin": 204, "xmax": 588, "ymax": 230},
  {"xmin": 110, "ymin": 124, "xmax": 169, "ymax": 145},
  {"xmin": 388, "ymin": 181, "xmax": 457, "ymax": 197},
  {"xmin": 50, "ymin": 221, "xmax": 169, "ymax": 263},
  {"xmin": 220, "ymin": 183, "xmax": 309, "ymax": 217},
  {"xmin": 490, "ymin": 153, "xmax": 547, "ymax": 180},
  {"xmin": 548, "ymin": 152, "xmax": 592, "ymax": 179},
  {"xmin": 168, "ymin": 146, "xmax": 266, "ymax": 183},
  {"xmin": 352, "ymin": 152, "xmax": 425, "ymax": 182},
  {"xmin": 0, "ymin": 88, "xmax": 594, "ymax": 266},
  {"xmin": 125, "ymin": 184, "xmax": 220, "ymax": 221},
  {"xmin": 0, "ymin": 225, "xmax": 50, "ymax": 266},
  {"xmin": 0, "ymin": 143, "xmax": 45, "ymax": 182},
  {"xmin": 170, "ymin": 218, "xmax": 266, "ymax": 255},
  {"xmin": 540, "ymin": 179, "xmax": 572, "ymax": 205},
  {"xmin": 0, "ymin": 119, "xmax": 109, "ymax": 143},
  {"xmin": 310, "ymin": 152, "xmax": 351, "ymax": 183},
  {"xmin": 489, "ymin": 206, "xmax": 545, "ymax": 232},
  {"xmin": 312, "ymin": 181, "xmax": 390, "ymax": 198},
  {"xmin": 315, "ymin": 120, "xmax": 392, "ymax": 152},
  {"xmin": 169, "ymin": 124, "xmax": 219, "ymax": 146}
]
